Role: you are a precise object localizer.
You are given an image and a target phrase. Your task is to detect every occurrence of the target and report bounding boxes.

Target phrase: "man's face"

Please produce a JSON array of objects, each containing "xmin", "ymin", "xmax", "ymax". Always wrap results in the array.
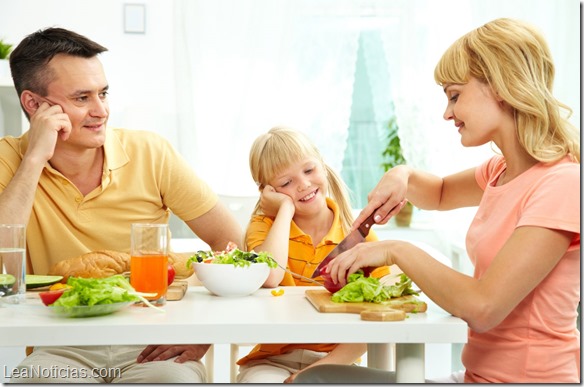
[{"xmin": 44, "ymin": 54, "xmax": 110, "ymax": 150}]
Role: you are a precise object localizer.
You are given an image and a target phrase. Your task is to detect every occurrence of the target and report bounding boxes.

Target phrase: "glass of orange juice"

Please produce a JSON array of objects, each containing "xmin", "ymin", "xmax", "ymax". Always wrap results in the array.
[{"xmin": 130, "ymin": 223, "xmax": 169, "ymax": 306}]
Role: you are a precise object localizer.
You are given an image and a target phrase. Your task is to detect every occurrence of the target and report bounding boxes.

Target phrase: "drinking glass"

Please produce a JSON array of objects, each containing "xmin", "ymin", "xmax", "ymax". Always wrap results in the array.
[
  {"xmin": 130, "ymin": 223, "xmax": 169, "ymax": 305},
  {"xmin": 0, "ymin": 224, "xmax": 26, "ymax": 304}
]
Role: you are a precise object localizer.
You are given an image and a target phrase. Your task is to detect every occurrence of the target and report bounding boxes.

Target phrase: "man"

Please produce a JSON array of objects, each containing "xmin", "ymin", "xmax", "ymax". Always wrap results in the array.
[{"xmin": 0, "ymin": 27, "xmax": 242, "ymax": 383}]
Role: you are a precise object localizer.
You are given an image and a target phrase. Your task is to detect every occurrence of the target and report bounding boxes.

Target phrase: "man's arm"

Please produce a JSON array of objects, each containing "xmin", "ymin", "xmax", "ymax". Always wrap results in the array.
[
  {"xmin": 0, "ymin": 156, "xmax": 45, "ymax": 224},
  {"xmin": 0, "ymin": 101, "xmax": 71, "ymax": 224},
  {"xmin": 185, "ymin": 200, "xmax": 243, "ymax": 251}
]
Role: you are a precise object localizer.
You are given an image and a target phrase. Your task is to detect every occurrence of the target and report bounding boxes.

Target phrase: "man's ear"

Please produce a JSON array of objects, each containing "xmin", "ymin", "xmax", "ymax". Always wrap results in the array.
[{"xmin": 21, "ymin": 90, "xmax": 40, "ymax": 116}]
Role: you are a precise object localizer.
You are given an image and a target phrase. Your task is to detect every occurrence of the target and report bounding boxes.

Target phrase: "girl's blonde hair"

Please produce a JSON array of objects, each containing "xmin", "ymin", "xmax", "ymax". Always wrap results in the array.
[
  {"xmin": 249, "ymin": 126, "xmax": 354, "ymax": 234},
  {"xmin": 434, "ymin": 18, "xmax": 579, "ymax": 163}
]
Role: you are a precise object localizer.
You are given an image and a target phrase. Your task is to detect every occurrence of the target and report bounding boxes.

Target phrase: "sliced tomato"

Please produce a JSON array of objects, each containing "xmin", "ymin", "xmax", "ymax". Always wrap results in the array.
[
  {"xmin": 321, "ymin": 272, "xmax": 344, "ymax": 293},
  {"xmin": 39, "ymin": 289, "xmax": 67, "ymax": 306}
]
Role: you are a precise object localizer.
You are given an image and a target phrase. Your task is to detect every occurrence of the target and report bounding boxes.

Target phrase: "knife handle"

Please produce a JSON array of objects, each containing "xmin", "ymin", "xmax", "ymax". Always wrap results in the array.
[{"xmin": 357, "ymin": 212, "xmax": 377, "ymax": 237}]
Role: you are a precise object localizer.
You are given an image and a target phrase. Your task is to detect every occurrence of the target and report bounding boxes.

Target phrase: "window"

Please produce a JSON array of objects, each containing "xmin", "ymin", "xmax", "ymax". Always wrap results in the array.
[{"xmin": 341, "ymin": 32, "xmax": 389, "ymax": 208}]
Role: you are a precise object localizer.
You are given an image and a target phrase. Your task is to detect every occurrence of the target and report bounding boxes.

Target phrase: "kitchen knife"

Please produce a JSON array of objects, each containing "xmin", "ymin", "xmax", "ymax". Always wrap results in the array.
[{"xmin": 311, "ymin": 212, "xmax": 377, "ymax": 278}]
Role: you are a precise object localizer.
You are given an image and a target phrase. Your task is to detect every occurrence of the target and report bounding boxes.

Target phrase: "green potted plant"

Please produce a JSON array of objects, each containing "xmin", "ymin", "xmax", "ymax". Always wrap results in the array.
[
  {"xmin": 0, "ymin": 38, "xmax": 13, "ymax": 78},
  {"xmin": 0, "ymin": 39, "xmax": 12, "ymax": 59},
  {"xmin": 381, "ymin": 114, "xmax": 414, "ymax": 227}
]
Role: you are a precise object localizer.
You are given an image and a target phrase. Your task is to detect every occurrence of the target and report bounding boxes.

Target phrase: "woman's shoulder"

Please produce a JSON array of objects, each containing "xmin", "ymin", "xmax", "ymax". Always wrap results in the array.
[
  {"xmin": 535, "ymin": 156, "xmax": 580, "ymax": 181},
  {"xmin": 475, "ymin": 155, "xmax": 506, "ymax": 187}
]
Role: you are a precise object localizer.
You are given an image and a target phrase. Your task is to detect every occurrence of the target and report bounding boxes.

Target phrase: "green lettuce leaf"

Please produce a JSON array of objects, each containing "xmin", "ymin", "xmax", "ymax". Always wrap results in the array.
[
  {"xmin": 52, "ymin": 275, "xmax": 139, "ymax": 308},
  {"xmin": 331, "ymin": 272, "xmax": 420, "ymax": 303}
]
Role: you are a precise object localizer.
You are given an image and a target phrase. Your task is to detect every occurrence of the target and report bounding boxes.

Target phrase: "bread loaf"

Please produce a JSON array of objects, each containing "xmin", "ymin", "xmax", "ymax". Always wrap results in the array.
[
  {"xmin": 48, "ymin": 250, "xmax": 195, "ymax": 281},
  {"xmin": 167, "ymin": 252, "xmax": 195, "ymax": 278},
  {"xmin": 48, "ymin": 250, "xmax": 131, "ymax": 281}
]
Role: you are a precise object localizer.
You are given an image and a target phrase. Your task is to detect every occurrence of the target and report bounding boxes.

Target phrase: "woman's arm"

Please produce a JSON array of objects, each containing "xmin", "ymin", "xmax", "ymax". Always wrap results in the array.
[
  {"xmin": 328, "ymin": 226, "xmax": 573, "ymax": 332},
  {"xmin": 354, "ymin": 165, "xmax": 482, "ymax": 228}
]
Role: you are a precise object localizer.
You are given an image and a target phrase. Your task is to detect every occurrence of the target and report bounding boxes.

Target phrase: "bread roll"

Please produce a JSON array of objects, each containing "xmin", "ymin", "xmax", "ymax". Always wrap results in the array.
[
  {"xmin": 48, "ymin": 250, "xmax": 131, "ymax": 281},
  {"xmin": 48, "ymin": 250, "xmax": 195, "ymax": 281},
  {"xmin": 167, "ymin": 252, "xmax": 195, "ymax": 279}
]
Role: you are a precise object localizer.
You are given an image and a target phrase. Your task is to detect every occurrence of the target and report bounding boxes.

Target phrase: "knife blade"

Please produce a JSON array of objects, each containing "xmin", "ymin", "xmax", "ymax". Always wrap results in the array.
[{"xmin": 311, "ymin": 212, "xmax": 377, "ymax": 278}]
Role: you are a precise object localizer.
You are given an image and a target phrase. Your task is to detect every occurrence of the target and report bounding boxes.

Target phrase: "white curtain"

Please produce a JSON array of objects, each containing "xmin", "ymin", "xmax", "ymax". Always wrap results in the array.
[{"xmin": 173, "ymin": 0, "xmax": 363, "ymax": 196}]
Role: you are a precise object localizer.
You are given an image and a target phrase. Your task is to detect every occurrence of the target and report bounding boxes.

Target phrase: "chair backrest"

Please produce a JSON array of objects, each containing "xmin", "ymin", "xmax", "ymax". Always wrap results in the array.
[
  {"xmin": 168, "ymin": 194, "xmax": 259, "ymax": 240},
  {"xmin": 218, "ymin": 194, "xmax": 259, "ymax": 231}
]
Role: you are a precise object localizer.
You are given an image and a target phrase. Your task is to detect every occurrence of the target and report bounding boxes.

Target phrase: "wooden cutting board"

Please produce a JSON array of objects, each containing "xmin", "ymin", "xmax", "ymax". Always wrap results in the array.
[
  {"xmin": 166, "ymin": 280, "xmax": 188, "ymax": 301},
  {"xmin": 305, "ymin": 289, "xmax": 427, "ymax": 321}
]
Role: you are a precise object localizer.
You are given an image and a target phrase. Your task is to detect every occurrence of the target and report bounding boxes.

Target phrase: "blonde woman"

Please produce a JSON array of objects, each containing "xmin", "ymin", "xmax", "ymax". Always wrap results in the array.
[
  {"xmin": 295, "ymin": 18, "xmax": 580, "ymax": 383},
  {"xmin": 236, "ymin": 126, "xmax": 393, "ymax": 383}
]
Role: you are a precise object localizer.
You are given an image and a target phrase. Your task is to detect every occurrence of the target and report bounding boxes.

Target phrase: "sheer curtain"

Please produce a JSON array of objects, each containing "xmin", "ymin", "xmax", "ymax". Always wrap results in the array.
[{"xmin": 173, "ymin": 0, "xmax": 362, "ymax": 196}]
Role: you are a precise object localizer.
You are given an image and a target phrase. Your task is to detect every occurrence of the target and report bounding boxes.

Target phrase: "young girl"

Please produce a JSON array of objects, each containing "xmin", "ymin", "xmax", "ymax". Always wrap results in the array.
[
  {"xmin": 236, "ymin": 126, "xmax": 392, "ymax": 383},
  {"xmin": 295, "ymin": 18, "xmax": 580, "ymax": 384}
]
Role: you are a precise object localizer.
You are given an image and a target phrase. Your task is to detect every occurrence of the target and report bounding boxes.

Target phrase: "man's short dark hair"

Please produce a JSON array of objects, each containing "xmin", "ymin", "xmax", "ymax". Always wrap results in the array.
[{"xmin": 10, "ymin": 27, "xmax": 108, "ymax": 97}]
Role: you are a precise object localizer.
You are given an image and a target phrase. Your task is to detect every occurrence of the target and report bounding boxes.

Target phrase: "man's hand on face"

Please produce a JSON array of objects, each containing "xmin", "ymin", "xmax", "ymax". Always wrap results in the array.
[{"xmin": 26, "ymin": 101, "xmax": 72, "ymax": 162}]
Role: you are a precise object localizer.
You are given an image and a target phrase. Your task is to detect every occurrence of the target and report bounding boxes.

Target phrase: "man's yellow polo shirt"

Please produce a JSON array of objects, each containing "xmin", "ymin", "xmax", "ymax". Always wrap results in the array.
[
  {"xmin": 239, "ymin": 197, "xmax": 388, "ymax": 366},
  {"xmin": 0, "ymin": 128, "xmax": 217, "ymax": 275}
]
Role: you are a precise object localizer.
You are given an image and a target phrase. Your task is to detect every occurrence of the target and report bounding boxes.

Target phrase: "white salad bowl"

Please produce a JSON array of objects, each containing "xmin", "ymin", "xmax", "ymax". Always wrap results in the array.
[{"xmin": 192, "ymin": 262, "xmax": 270, "ymax": 297}]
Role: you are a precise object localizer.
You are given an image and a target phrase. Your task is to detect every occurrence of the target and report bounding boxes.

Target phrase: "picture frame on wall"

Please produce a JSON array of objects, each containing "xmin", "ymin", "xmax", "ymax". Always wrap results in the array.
[{"xmin": 124, "ymin": 3, "xmax": 146, "ymax": 34}]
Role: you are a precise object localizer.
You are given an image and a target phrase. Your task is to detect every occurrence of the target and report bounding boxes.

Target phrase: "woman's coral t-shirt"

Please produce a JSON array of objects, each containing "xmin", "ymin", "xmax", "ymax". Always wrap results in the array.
[{"xmin": 463, "ymin": 156, "xmax": 580, "ymax": 383}]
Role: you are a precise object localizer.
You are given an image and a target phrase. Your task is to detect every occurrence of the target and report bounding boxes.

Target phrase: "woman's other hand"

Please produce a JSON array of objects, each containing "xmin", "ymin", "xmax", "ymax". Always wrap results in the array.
[{"xmin": 326, "ymin": 241, "xmax": 395, "ymax": 287}]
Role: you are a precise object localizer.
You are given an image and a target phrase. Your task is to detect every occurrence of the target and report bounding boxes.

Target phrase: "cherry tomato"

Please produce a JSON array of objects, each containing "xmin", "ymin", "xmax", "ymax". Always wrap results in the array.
[
  {"xmin": 167, "ymin": 264, "xmax": 175, "ymax": 286},
  {"xmin": 39, "ymin": 289, "xmax": 67, "ymax": 306}
]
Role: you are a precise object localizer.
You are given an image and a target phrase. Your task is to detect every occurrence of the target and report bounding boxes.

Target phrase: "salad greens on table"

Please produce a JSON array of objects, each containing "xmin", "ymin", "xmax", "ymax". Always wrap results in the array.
[
  {"xmin": 187, "ymin": 248, "xmax": 277, "ymax": 269},
  {"xmin": 51, "ymin": 275, "xmax": 140, "ymax": 308},
  {"xmin": 331, "ymin": 272, "xmax": 420, "ymax": 304}
]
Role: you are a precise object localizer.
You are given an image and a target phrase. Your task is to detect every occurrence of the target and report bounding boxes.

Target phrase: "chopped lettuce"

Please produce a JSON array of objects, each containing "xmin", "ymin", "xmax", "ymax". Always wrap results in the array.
[
  {"xmin": 331, "ymin": 272, "xmax": 420, "ymax": 303},
  {"xmin": 52, "ymin": 275, "xmax": 140, "ymax": 308},
  {"xmin": 187, "ymin": 248, "xmax": 277, "ymax": 269}
]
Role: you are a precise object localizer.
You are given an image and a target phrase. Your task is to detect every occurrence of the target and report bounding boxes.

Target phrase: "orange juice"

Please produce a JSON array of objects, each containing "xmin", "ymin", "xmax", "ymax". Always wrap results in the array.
[{"xmin": 130, "ymin": 254, "xmax": 168, "ymax": 301}]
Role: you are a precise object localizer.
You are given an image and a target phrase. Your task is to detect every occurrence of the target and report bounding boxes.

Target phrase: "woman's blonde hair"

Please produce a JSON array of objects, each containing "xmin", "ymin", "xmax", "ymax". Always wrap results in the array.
[
  {"xmin": 249, "ymin": 126, "xmax": 354, "ymax": 234},
  {"xmin": 434, "ymin": 18, "xmax": 579, "ymax": 163}
]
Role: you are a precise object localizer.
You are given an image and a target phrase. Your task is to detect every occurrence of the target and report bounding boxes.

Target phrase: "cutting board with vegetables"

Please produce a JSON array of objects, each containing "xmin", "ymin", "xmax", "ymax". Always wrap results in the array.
[
  {"xmin": 305, "ymin": 289, "xmax": 427, "ymax": 321},
  {"xmin": 166, "ymin": 280, "xmax": 188, "ymax": 301}
]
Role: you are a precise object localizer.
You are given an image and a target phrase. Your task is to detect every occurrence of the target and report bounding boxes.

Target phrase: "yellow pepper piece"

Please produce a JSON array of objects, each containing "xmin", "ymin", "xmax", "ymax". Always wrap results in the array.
[
  {"xmin": 271, "ymin": 288, "xmax": 285, "ymax": 297},
  {"xmin": 49, "ymin": 283, "xmax": 72, "ymax": 291}
]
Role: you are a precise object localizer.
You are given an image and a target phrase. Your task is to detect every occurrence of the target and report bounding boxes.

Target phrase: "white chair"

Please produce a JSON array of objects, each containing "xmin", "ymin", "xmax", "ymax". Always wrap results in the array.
[{"xmin": 217, "ymin": 194, "xmax": 259, "ymax": 231}]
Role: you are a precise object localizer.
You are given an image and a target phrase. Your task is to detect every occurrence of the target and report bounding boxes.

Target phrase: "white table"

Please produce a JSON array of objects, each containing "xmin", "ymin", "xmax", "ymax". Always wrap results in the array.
[{"xmin": 0, "ymin": 286, "xmax": 467, "ymax": 383}]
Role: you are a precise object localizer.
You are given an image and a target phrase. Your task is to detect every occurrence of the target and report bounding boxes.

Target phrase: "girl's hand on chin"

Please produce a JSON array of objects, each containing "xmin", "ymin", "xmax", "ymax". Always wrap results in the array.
[{"xmin": 260, "ymin": 185, "xmax": 294, "ymax": 217}]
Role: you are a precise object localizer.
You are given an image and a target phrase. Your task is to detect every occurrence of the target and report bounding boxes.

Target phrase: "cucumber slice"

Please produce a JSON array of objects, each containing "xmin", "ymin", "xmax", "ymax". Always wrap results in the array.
[
  {"xmin": 0, "ymin": 274, "xmax": 15, "ymax": 286},
  {"xmin": 25, "ymin": 275, "xmax": 63, "ymax": 289}
]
